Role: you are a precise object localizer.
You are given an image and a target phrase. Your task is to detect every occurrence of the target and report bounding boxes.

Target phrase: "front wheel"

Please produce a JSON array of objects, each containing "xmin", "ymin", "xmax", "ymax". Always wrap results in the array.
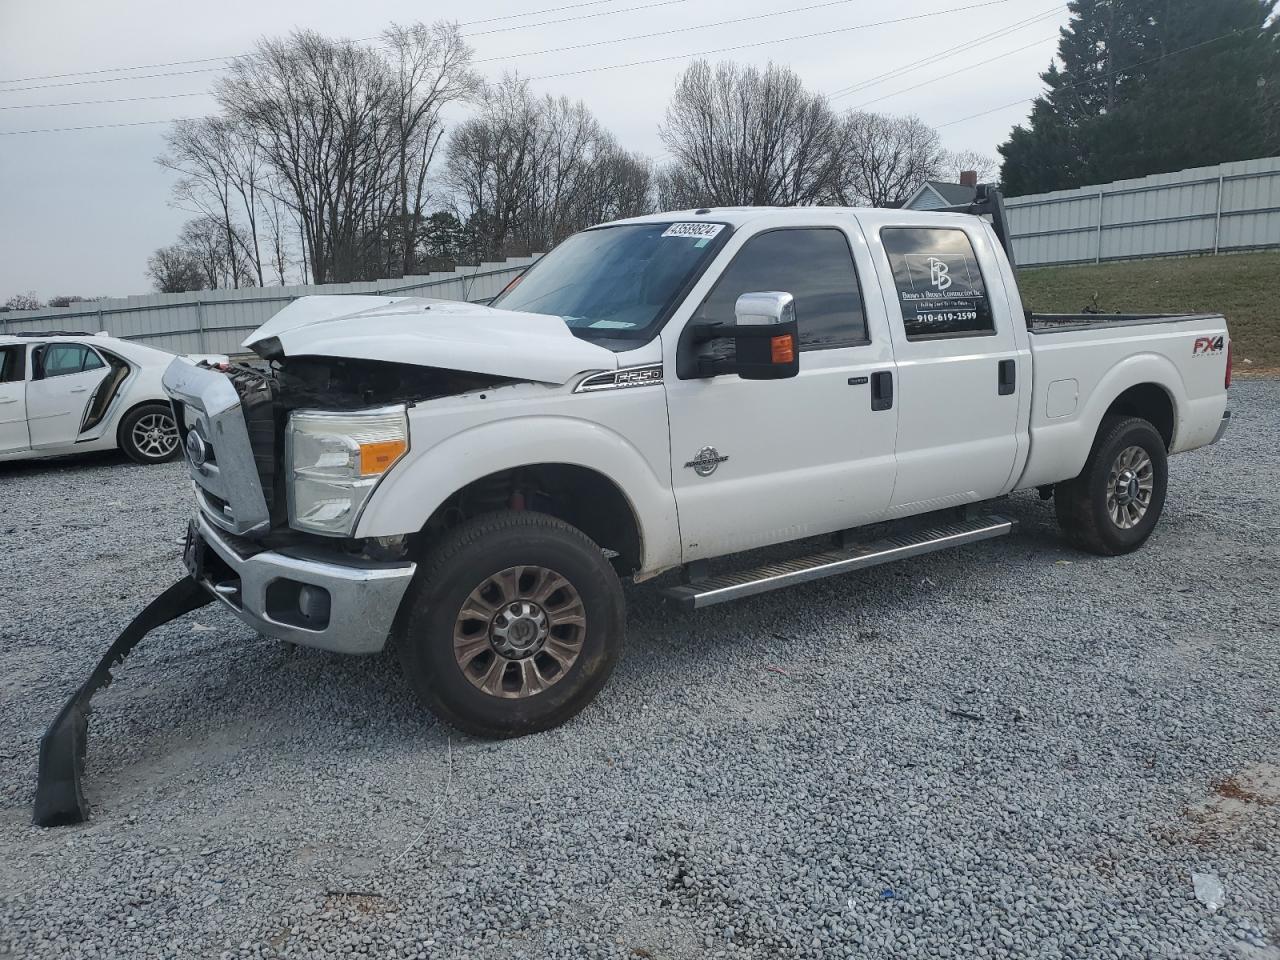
[
  {"xmin": 395, "ymin": 511, "xmax": 625, "ymax": 738},
  {"xmin": 1055, "ymin": 415, "xmax": 1168, "ymax": 556},
  {"xmin": 119, "ymin": 403, "xmax": 181, "ymax": 464}
]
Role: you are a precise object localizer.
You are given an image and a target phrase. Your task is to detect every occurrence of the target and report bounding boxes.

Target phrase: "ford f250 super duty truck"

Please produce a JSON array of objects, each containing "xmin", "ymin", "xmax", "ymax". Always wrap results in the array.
[{"xmin": 33, "ymin": 187, "xmax": 1232, "ymax": 825}]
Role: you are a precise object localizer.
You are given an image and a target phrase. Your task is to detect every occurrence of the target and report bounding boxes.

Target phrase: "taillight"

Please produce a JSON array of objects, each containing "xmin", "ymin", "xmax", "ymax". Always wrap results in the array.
[{"xmin": 1225, "ymin": 339, "xmax": 1232, "ymax": 389}]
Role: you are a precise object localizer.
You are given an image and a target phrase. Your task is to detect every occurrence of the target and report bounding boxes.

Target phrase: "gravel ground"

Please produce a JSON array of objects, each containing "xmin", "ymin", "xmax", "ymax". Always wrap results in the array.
[{"xmin": 1, "ymin": 382, "xmax": 1278, "ymax": 960}]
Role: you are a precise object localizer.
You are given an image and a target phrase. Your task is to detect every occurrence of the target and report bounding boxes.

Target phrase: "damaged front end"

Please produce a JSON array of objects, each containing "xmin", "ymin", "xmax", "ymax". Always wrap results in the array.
[{"xmin": 33, "ymin": 350, "xmax": 516, "ymax": 827}]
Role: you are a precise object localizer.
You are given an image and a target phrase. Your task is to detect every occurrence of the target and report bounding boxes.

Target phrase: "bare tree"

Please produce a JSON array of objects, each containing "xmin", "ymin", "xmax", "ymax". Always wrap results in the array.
[
  {"xmin": 940, "ymin": 149, "xmax": 999, "ymax": 184},
  {"xmin": 835, "ymin": 112, "xmax": 945, "ymax": 207},
  {"xmin": 446, "ymin": 78, "xmax": 656, "ymax": 258},
  {"xmin": 3, "ymin": 292, "xmax": 43, "ymax": 311},
  {"xmin": 146, "ymin": 245, "xmax": 208, "ymax": 293},
  {"xmin": 446, "ymin": 77, "xmax": 542, "ymax": 258},
  {"xmin": 384, "ymin": 22, "xmax": 482, "ymax": 276},
  {"xmin": 160, "ymin": 117, "xmax": 265, "ymax": 287},
  {"xmin": 658, "ymin": 60, "xmax": 844, "ymax": 207}
]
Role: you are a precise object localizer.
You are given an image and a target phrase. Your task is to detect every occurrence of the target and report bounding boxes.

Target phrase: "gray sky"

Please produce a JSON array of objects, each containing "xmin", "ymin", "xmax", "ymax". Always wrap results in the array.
[{"xmin": 0, "ymin": 0, "xmax": 1069, "ymax": 301}]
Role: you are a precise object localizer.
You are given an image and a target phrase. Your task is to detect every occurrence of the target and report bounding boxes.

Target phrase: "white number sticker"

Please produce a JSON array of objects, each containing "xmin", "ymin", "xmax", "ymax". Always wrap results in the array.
[{"xmin": 661, "ymin": 222, "xmax": 724, "ymax": 240}]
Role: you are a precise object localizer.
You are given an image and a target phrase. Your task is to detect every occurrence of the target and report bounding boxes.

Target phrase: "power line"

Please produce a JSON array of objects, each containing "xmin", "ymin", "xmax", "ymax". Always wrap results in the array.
[
  {"xmin": 0, "ymin": 0, "xmax": 1012, "ymax": 135},
  {"xmin": 526, "ymin": 0, "xmax": 1011, "ymax": 81},
  {"xmin": 0, "ymin": 117, "xmax": 207, "ymax": 136},
  {"xmin": 827, "ymin": 4, "xmax": 1063, "ymax": 100},
  {"xmin": 845, "ymin": 34, "xmax": 1056, "ymax": 111},
  {"xmin": 934, "ymin": 28, "xmax": 1244, "ymax": 128},
  {"xmin": 0, "ymin": 0, "xmax": 692, "ymax": 89},
  {"xmin": 0, "ymin": 91, "xmax": 212, "ymax": 112},
  {"xmin": 474, "ymin": 0, "xmax": 870, "ymax": 63}
]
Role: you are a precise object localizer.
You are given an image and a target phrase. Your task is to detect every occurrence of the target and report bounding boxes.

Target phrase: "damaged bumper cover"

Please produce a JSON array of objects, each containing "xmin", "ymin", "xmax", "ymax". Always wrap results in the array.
[{"xmin": 186, "ymin": 512, "xmax": 415, "ymax": 655}]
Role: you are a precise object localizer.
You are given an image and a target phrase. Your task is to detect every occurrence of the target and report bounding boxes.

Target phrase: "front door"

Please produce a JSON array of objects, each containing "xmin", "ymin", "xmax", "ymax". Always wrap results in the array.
[
  {"xmin": 664, "ymin": 223, "xmax": 898, "ymax": 562},
  {"xmin": 0, "ymin": 345, "xmax": 29, "ymax": 454},
  {"xmin": 26, "ymin": 342, "xmax": 111, "ymax": 449},
  {"xmin": 866, "ymin": 221, "xmax": 1023, "ymax": 516}
]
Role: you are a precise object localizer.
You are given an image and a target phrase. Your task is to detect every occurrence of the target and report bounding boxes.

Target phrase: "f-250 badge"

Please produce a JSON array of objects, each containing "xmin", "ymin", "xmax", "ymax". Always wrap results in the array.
[
  {"xmin": 1193, "ymin": 335, "xmax": 1225, "ymax": 355},
  {"xmin": 685, "ymin": 446, "xmax": 729, "ymax": 477}
]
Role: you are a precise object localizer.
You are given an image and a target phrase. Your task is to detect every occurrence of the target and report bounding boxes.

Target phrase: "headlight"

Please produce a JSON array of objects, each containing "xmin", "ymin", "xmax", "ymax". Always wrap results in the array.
[{"xmin": 286, "ymin": 406, "xmax": 409, "ymax": 536}]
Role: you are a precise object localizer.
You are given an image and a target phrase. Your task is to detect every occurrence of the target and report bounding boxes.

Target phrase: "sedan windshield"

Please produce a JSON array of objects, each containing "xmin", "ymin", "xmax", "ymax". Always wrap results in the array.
[{"xmin": 491, "ymin": 222, "xmax": 729, "ymax": 339}]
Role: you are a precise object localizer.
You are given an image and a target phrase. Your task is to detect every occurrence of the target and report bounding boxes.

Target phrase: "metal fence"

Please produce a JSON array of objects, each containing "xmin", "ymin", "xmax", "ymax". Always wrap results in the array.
[
  {"xmin": 1006, "ymin": 156, "xmax": 1280, "ymax": 268},
  {"xmin": 0, "ymin": 256, "xmax": 541, "ymax": 355}
]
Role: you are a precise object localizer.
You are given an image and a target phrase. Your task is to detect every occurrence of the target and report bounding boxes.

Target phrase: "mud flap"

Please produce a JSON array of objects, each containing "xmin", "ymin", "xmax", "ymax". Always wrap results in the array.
[{"xmin": 33, "ymin": 577, "xmax": 214, "ymax": 827}]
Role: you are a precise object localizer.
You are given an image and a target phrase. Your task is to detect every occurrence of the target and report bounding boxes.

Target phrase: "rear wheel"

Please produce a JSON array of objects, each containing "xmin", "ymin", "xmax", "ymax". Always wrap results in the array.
[
  {"xmin": 119, "ymin": 403, "xmax": 180, "ymax": 464},
  {"xmin": 395, "ymin": 511, "xmax": 625, "ymax": 738},
  {"xmin": 1055, "ymin": 415, "xmax": 1168, "ymax": 556}
]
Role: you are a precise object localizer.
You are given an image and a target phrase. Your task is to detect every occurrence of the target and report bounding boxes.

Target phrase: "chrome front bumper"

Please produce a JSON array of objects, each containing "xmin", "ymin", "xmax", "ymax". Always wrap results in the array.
[{"xmin": 188, "ymin": 513, "xmax": 416, "ymax": 655}]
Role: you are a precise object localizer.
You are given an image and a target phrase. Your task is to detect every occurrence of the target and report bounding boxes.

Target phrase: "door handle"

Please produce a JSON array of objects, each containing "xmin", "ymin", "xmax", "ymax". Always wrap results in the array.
[
  {"xmin": 870, "ymin": 370, "xmax": 893, "ymax": 411},
  {"xmin": 998, "ymin": 359, "xmax": 1016, "ymax": 396}
]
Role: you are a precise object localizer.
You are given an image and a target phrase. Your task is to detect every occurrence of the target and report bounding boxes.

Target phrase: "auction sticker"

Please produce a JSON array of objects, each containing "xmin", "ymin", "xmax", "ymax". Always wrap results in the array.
[{"xmin": 662, "ymin": 222, "xmax": 724, "ymax": 240}]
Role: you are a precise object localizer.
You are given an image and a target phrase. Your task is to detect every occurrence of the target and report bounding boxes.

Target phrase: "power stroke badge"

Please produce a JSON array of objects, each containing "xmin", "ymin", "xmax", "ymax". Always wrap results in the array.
[{"xmin": 685, "ymin": 446, "xmax": 729, "ymax": 477}]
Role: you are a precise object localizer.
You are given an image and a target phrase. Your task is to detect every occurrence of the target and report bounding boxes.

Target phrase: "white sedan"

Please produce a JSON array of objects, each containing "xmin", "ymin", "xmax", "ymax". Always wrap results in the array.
[{"xmin": 0, "ymin": 332, "xmax": 222, "ymax": 465}]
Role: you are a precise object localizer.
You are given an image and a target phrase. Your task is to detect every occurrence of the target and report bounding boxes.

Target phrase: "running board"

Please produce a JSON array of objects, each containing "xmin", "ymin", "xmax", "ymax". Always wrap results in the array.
[{"xmin": 662, "ymin": 515, "xmax": 1015, "ymax": 610}]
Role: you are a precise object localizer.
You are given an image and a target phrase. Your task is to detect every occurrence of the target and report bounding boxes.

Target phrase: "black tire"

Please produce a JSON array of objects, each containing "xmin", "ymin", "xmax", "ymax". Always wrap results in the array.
[
  {"xmin": 118, "ymin": 402, "xmax": 181, "ymax": 464},
  {"xmin": 394, "ymin": 510, "xmax": 625, "ymax": 738},
  {"xmin": 1055, "ymin": 415, "xmax": 1168, "ymax": 556}
]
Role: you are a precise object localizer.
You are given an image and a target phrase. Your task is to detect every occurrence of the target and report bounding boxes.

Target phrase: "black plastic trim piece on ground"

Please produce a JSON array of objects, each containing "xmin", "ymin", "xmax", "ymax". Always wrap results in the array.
[{"xmin": 32, "ymin": 577, "xmax": 214, "ymax": 828}]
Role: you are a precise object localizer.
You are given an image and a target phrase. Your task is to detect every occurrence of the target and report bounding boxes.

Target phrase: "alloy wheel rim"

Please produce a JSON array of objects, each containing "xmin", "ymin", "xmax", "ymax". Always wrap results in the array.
[
  {"xmin": 132, "ymin": 412, "xmax": 179, "ymax": 459},
  {"xmin": 1106, "ymin": 445, "xmax": 1154, "ymax": 529},
  {"xmin": 453, "ymin": 565, "xmax": 586, "ymax": 699}
]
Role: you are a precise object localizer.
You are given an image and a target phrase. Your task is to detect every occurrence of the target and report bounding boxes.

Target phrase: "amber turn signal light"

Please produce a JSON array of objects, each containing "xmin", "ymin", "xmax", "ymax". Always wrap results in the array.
[
  {"xmin": 359, "ymin": 439, "xmax": 408, "ymax": 476},
  {"xmin": 770, "ymin": 334, "xmax": 795, "ymax": 365}
]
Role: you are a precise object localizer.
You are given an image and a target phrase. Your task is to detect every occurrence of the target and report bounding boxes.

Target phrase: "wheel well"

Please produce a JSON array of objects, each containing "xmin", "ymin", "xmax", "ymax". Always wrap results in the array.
[
  {"xmin": 1103, "ymin": 383, "xmax": 1174, "ymax": 449},
  {"xmin": 115, "ymin": 398, "xmax": 173, "ymax": 444},
  {"xmin": 421, "ymin": 464, "xmax": 644, "ymax": 575}
]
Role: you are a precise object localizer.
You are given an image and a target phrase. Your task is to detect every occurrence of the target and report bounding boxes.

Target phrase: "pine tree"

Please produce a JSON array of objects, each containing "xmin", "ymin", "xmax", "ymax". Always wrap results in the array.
[{"xmin": 998, "ymin": 0, "xmax": 1280, "ymax": 195}]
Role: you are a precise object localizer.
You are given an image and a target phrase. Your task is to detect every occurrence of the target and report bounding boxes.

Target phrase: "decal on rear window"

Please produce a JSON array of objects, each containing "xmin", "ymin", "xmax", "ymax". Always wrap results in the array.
[{"xmin": 881, "ymin": 227, "xmax": 995, "ymax": 340}]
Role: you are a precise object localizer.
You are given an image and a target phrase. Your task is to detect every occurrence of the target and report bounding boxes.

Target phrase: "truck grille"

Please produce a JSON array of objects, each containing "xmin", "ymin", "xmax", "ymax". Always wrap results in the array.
[{"xmin": 162, "ymin": 359, "xmax": 274, "ymax": 538}]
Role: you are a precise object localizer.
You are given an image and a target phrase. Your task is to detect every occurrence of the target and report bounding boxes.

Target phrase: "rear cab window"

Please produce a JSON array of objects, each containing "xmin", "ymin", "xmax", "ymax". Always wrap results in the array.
[{"xmin": 880, "ymin": 227, "xmax": 995, "ymax": 341}]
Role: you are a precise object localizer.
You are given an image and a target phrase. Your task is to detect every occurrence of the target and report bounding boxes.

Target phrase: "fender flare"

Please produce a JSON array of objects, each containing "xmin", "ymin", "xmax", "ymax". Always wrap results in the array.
[{"xmin": 355, "ymin": 415, "xmax": 682, "ymax": 575}]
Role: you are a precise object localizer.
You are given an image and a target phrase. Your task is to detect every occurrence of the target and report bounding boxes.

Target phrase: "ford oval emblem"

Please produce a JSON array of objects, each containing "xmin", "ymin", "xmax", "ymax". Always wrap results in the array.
[{"xmin": 185, "ymin": 430, "xmax": 208, "ymax": 467}]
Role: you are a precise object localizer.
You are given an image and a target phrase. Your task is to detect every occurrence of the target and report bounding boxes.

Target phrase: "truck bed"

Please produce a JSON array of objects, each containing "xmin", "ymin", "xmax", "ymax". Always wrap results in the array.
[{"xmin": 1027, "ymin": 312, "xmax": 1221, "ymax": 334}]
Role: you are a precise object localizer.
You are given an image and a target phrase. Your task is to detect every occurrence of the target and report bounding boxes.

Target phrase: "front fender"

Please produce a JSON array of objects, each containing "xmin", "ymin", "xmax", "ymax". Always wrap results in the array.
[{"xmin": 355, "ymin": 414, "xmax": 682, "ymax": 576}]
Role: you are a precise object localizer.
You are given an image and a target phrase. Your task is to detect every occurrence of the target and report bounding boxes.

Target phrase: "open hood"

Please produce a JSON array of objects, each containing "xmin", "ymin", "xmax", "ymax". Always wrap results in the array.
[{"xmin": 243, "ymin": 296, "xmax": 619, "ymax": 385}]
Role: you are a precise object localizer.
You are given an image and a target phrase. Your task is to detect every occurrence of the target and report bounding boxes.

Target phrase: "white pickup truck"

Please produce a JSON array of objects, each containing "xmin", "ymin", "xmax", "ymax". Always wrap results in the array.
[{"xmin": 157, "ymin": 189, "xmax": 1231, "ymax": 740}]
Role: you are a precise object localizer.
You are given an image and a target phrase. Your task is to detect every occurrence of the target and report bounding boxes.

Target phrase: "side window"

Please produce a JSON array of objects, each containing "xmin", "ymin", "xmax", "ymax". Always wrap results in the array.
[
  {"xmin": 39, "ymin": 343, "xmax": 102, "ymax": 378},
  {"xmin": 881, "ymin": 227, "xmax": 995, "ymax": 341},
  {"xmin": 0, "ymin": 346, "xmax": 23, "ymax": 383},
  {"xmin": 693, "ymin": 228, "xmax": 868, "ymax": 349}
]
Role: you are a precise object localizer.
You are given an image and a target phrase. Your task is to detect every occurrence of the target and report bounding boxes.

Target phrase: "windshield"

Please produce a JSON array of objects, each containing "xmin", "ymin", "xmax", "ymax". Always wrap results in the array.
[{"xmin": 491, "ymin": 221, "xmax": 730, "ymax": 339}]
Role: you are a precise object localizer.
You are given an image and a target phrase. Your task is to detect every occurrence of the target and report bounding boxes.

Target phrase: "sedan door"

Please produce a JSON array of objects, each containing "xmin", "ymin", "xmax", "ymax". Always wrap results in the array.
[
  {"xmin": 0, "ymin": 345, "xmax": 30, "ymax": 454},
  {"xmin": 25, "ymin": 342, "xmax": 112, "ymax": 449},
  {"xmin": 664, "ymin": 222, "xmax": 898, "ymax": 562}
]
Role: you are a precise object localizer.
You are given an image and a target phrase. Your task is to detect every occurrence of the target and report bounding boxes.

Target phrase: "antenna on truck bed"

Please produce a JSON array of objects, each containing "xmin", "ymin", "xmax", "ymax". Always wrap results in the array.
[{"xmin": 935, "ymin": 184, "xmax": 1017, "ymax": 269}]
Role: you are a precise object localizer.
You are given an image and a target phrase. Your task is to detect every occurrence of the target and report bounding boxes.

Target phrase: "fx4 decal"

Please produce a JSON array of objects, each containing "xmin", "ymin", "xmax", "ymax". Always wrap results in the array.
[{"xmin": 1193, "ymin": 335, "xmax": 1225, "ymax": 356}]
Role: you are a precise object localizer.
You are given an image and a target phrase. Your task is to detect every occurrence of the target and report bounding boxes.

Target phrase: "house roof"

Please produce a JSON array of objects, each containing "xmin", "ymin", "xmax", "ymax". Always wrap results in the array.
[{"xmin": 921, "ymin": 181, "xmax": 978, "ymax": 205}]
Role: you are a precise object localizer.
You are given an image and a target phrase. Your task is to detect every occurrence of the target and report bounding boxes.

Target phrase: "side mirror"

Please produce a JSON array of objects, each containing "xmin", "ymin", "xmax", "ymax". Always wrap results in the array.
[
  {"xmin": 687, "ymin": 291, "xmax": 800, "ymax": 380},
  {"xmin": 731, "ymin": 292, "xmax": 799, "ymax": 380}
]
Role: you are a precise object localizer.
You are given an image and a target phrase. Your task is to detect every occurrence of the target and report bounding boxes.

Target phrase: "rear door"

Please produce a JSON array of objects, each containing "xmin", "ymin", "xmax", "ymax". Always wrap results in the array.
[
  {"xmin": 865, "ymin": 221, "xmax": 1023, "ymax": 516},
  {"xmin": 0, "ymin": 345, "xmax": 29, "ymax": 454},
  {"xmin": 26, "ymin": 342, "xmax": 111, "ymax": 448}
]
